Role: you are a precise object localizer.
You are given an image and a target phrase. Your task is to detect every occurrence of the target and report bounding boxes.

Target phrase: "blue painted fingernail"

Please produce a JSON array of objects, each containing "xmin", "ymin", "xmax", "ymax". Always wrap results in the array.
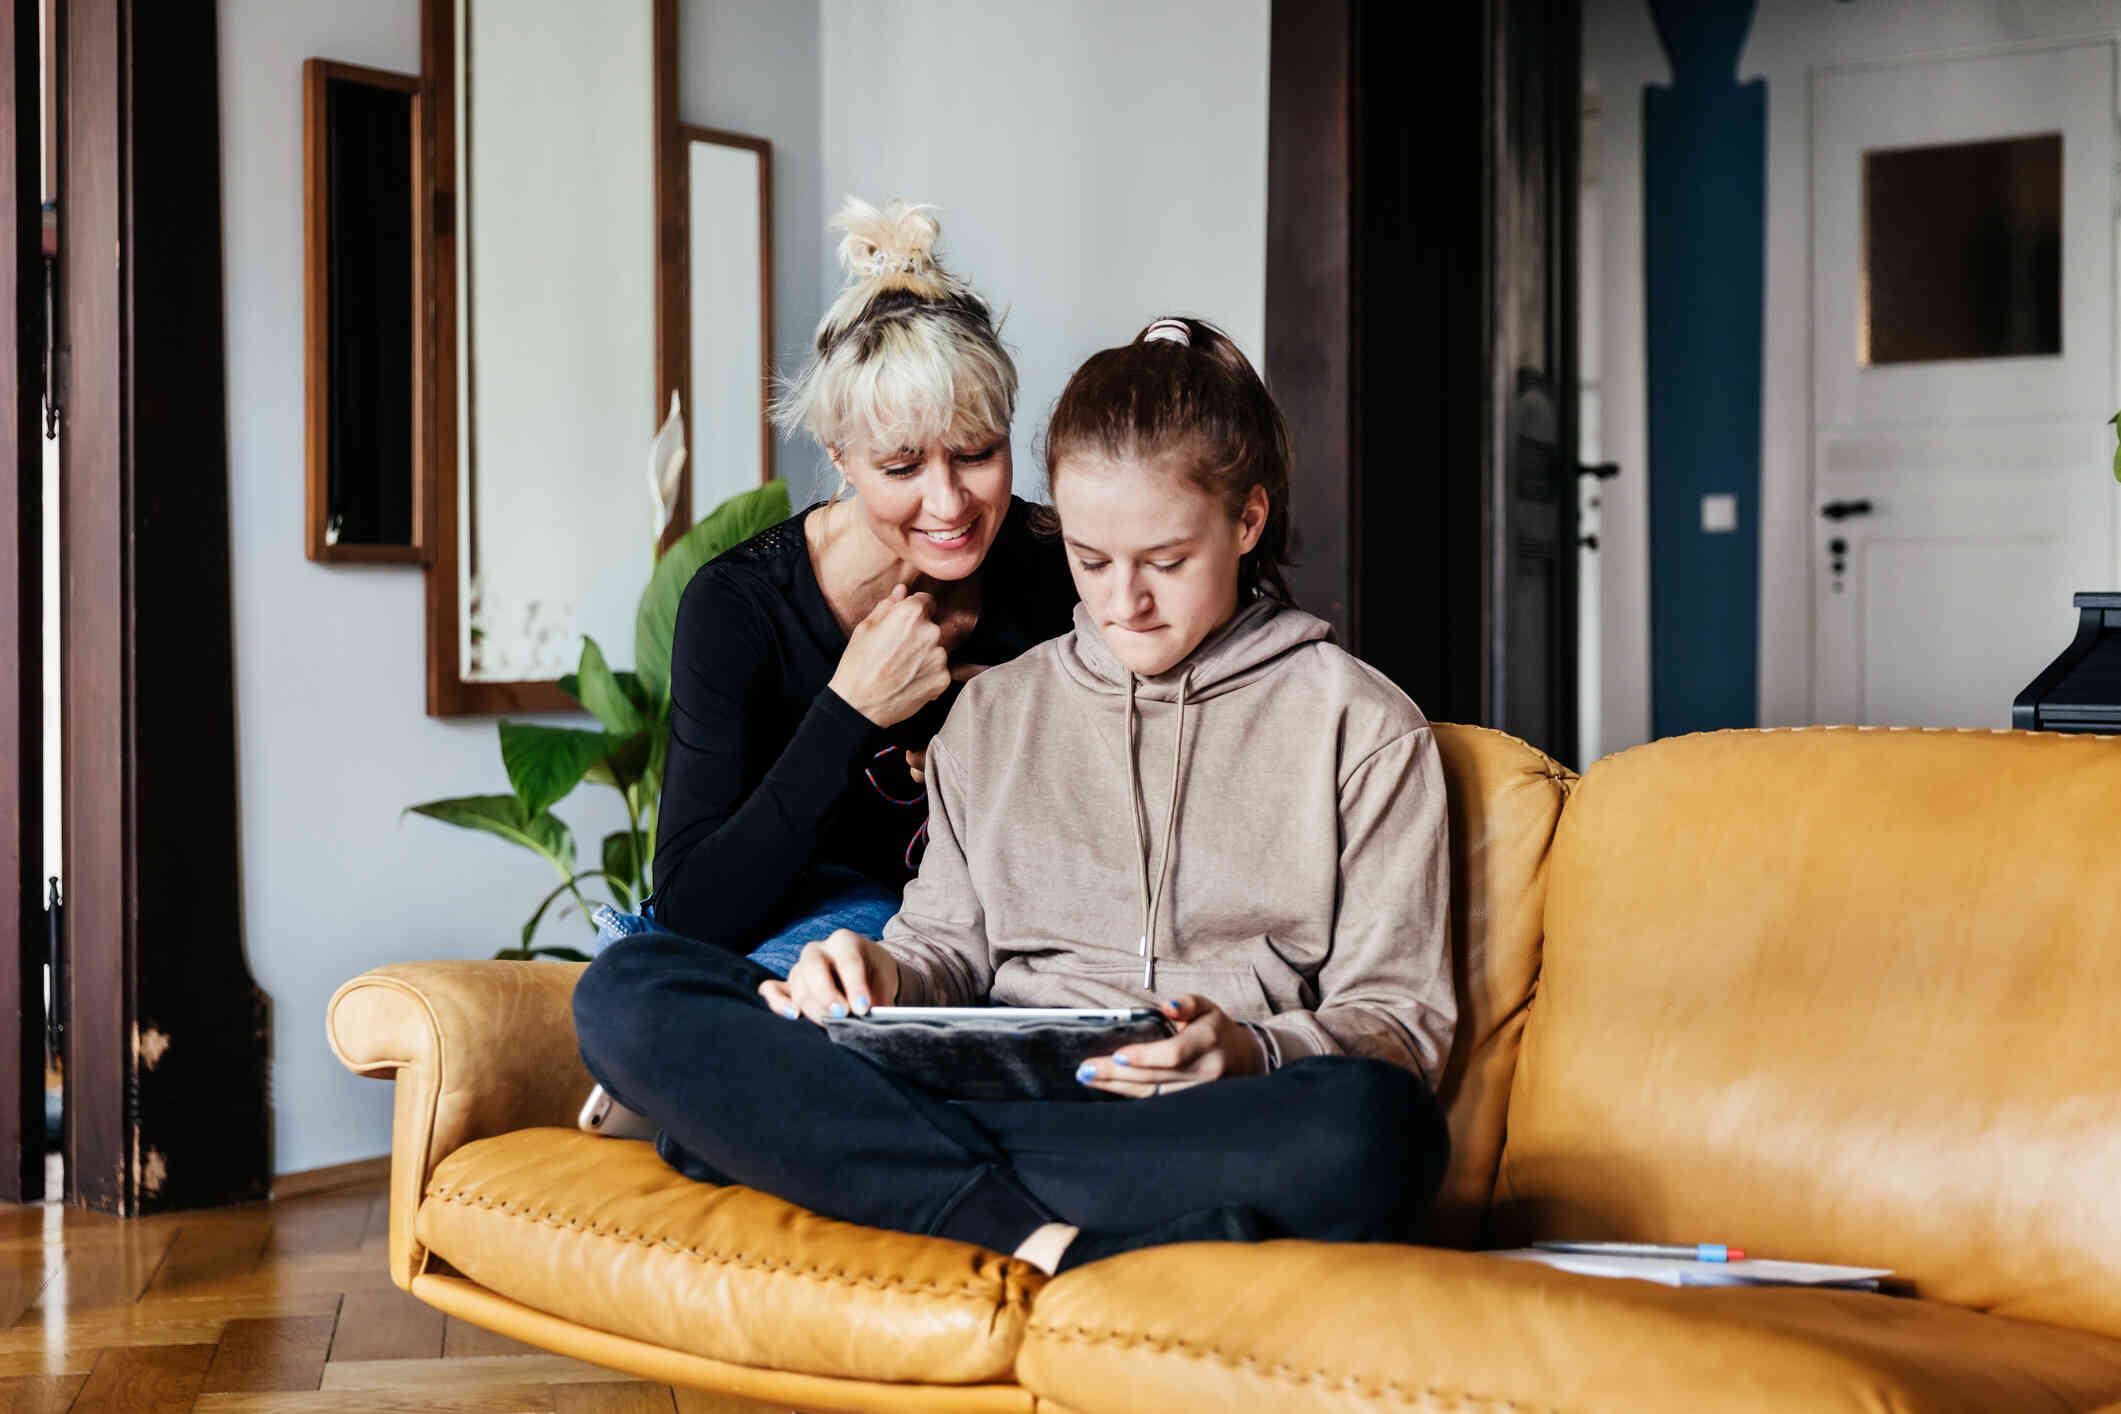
[
  {"xmin": 1165, "ymin": 999, "xmax": 1182, "ymax": 1008},
  {"xmin": 855, "ymin": 995, "xmax": 870, "ymax": 1012},
  {"xmin": 829, "ymin": 1003, "xmax": 848, "ymax": 1019},
  {"xmin": 781, "ymin": 1005, "xmax": 800, "ymax": 1020},
  {"xmin": 1075, "ymin": 1063, "xmax": 1096, "ymax": 1083},
  {"xmin": 1113, "ymin": 1055, "xmax": 1130, "ymax": 1066}
]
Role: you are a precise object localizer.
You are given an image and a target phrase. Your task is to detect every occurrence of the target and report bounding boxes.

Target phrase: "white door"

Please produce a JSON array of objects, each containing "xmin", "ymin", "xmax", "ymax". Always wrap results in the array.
[{"xmin": 1811, "ymin": 42, "xmax": 2115, "ymax": 728}]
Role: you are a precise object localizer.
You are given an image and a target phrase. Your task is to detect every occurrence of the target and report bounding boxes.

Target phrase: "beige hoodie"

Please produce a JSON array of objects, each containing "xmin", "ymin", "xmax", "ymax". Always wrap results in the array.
[{"xmin": 879, "ymin": 598, "xmax": 1456, "ymax": 1084}]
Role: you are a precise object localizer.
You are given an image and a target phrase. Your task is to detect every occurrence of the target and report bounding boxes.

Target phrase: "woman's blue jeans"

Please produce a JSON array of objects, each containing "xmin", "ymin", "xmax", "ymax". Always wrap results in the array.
[{"xmin": 592, "ymin": 864, "xmax": 900, "ymax": 978}]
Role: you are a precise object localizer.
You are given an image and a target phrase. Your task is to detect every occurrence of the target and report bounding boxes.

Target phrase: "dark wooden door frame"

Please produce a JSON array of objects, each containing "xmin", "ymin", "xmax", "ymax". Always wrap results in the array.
[
  {"xmin": 1267, "ymin": 0, "xmax": 1494, "ymax": 724},
  {"xmin": 2, "ymin": 0, "xmax": 47, "ymax": 1205},
  {"xmin": 1265, "ymin": 0, "xmax": 1357, "ymax": 646},
  {"xmin": 59, "ymin": 0, "xmax": 267, "ymax": 1215},
  {"xmin": 1266, "ymin": 0, "xmax": 1581, "ymax": 764}
]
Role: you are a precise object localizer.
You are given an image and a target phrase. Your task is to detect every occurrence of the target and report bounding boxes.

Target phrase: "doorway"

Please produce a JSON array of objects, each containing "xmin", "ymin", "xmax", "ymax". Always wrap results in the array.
[{"xmin": 1809, "ymin": 42, "xmax": 2115, "ymax": 727}]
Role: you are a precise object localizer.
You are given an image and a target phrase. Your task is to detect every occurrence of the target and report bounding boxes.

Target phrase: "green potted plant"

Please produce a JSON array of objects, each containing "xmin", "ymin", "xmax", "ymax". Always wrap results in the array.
[{"xmin": 408, "ymin": 478, "xmax": 791, "ymax": 958}]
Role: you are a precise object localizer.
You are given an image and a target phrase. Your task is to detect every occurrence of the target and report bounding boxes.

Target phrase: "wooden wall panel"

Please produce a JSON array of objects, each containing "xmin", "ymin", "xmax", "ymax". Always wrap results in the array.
[{"xmin": 59, "ymin": 0, "xmax": 126, "ymax": 1216}]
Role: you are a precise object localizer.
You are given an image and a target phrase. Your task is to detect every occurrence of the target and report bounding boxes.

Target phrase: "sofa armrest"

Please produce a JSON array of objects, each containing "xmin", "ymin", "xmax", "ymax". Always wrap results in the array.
[{"xmin": 326, "ymin": 960, "xmax": 593, "ymax": 1288}]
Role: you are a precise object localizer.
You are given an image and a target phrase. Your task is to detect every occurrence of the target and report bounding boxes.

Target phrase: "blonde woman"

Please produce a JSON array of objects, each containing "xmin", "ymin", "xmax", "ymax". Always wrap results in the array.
[{"xmin": 612, "ymin": 199, "xmax": 1075, "ymax": 974}]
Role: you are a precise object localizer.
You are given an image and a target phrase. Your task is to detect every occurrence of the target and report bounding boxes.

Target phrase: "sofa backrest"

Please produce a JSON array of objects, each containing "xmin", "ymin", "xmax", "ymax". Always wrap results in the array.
[
  {"xmin": 1424, "ymin": 723, "xmax": 1575, "ymax": 1246},
  {"xmin": 1495, "ymin": 726, "xmax": 2121, "ymax": 1339}
]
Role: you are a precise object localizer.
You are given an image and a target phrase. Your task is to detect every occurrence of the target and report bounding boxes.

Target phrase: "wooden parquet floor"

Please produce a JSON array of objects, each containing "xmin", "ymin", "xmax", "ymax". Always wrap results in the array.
[{"xmin": 0, "ymin": 1161, "xmax": 786, "ymax": 1414}]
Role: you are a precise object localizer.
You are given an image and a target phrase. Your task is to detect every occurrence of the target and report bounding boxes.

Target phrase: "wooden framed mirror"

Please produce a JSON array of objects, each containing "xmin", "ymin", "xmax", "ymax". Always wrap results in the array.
[
  {"xmin": 421, "ymin": 0, "xmax": 694, "ymax": 715},
  {"xmin": 303, "ymin": 59, "xmax": 426, "ymax": 563}
]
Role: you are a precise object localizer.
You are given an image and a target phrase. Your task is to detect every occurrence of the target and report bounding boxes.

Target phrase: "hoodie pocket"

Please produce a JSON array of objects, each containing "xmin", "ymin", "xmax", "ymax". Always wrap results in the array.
[
  {"xmin": 1239, "ymin": 934, "xmax": 1318, "ymax": 1015},
  {"xmin": 1063, "ymin": 957, "xmax": 1275, "ymax": 1021},
  {"xmin": 1075, "ymin": 936, "xmax": 1316, "ymax": 1022}
]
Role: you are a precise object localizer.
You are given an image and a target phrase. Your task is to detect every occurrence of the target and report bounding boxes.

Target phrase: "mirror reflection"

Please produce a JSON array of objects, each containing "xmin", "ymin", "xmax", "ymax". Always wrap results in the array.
[
  {"xmin": 453, "ymin": 0, "xmax": 659, "ymax": 683},
  {"xmin": 686, "ymin": 129, "xmax": 773, "ymax": 520}
]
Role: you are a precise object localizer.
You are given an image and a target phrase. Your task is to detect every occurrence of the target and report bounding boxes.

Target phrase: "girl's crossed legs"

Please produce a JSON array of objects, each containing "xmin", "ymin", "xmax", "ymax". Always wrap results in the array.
[{"xmin": 573, "ymin": 933, "xmax": 1450, "ymax": 1256}]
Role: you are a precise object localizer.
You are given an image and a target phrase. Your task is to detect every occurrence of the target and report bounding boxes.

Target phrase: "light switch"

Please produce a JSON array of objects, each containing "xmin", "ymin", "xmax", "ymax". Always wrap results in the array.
[{"xmin": 1701, "ymin": 493, "xmax": 1738, "ymax": 533}]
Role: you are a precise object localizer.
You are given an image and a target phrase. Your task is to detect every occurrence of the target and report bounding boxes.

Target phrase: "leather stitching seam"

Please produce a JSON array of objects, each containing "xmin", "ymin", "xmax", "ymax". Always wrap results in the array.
[
  {"xmin": 1027, "ymin": 1320, "xmax": 1560, "ymax": 1411},
  {"xmin": 424, "ymin": 1185, "xmax": 1012, "ymax": 1302},
  {"xmin": 1433, "ymin": 721, "xmax": 1577, "ymax": 783}
]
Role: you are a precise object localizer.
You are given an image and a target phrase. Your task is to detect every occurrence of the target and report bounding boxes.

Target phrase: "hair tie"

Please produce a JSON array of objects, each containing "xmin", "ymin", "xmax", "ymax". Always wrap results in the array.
[
  {"xmin": 857, "ymin": 251, "xmax": 927, "ymax": 281},
  {"xmin": 1142, "ymin": 318, "xmax": 1192, "ymax": 348}
]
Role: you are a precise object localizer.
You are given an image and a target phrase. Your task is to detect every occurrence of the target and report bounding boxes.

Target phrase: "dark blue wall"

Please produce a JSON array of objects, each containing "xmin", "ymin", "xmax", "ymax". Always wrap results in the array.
[{"xmin": 1643, "ymin": 0, "xmax": 1765, "ymax": 736}]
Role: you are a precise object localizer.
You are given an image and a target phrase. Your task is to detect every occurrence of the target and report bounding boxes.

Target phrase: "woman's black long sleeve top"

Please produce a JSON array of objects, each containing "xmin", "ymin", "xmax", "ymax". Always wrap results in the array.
[{"xmin": 649, "ymin": 497, "xmax": 1077, "ymax": 948}]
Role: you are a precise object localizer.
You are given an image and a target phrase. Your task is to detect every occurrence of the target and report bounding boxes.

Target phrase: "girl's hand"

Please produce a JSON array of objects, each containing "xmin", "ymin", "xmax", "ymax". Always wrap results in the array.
[
  {"xmin": 759, "ymin": 929, "xmax": 901, "ymax": 1023},
  {"xmin": 1075, "ymin": 996, "xmax": 1267, "ymax": 1097},
  {"xmin": 829, "ymin": 584, "xmax": 950, "ymax": 728}
]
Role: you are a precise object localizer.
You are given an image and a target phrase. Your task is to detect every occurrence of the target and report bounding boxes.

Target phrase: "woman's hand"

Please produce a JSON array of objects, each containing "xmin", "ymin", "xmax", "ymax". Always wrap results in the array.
[
  {"xmin": 759, "ymin": 929, "xmax": 901, "ymax": 1022},
  {"xmin": 829, "ymin": 584, "xmax": 950, "ymax": 727},
  {"xmin": 1075, "ymin": 996, "xmax": 1267, "ymax": 1097}
]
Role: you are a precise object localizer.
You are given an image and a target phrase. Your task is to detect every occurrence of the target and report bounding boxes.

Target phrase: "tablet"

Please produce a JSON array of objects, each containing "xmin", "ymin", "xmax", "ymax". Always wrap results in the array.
[
  {"xmin": 855, "ymin": 1006, "xmax": 1159, "ymax": 1026},
  {"xmin": 823, "ymin": 1006, "xmax": 1172, "ymax": 1101}
]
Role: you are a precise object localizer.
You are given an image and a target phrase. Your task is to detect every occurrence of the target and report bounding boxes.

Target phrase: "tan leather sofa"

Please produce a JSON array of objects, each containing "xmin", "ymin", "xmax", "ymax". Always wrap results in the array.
[{"xmin": 327, "ymin": 724, "xmax": 2121, "ymax": 1413}]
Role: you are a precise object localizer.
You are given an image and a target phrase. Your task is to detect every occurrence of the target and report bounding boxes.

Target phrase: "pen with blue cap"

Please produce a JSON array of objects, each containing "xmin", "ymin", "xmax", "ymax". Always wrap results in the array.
[{"xmin": 1534, "ymin": 1240, "xmax": 1747, "ymax": 1263}]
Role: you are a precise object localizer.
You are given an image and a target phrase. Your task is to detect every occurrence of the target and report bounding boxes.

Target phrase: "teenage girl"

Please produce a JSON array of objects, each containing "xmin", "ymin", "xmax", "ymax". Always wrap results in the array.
[{"xmin": 576, "ymin": 317, "xmax": 1454, "ymax": 1273}]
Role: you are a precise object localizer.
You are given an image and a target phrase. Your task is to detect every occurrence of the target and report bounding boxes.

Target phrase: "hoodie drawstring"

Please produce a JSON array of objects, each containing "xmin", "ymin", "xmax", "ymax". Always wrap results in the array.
[{"xmin": 1124, "ymin": 671, "xmax": 1190, "ymax": 991}]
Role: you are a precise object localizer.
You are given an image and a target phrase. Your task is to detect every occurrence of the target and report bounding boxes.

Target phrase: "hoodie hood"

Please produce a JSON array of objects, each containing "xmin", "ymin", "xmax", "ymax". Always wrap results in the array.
[{"xmin": 1057, "ymin": 596, "xmax": 1334, "ymax": 702}]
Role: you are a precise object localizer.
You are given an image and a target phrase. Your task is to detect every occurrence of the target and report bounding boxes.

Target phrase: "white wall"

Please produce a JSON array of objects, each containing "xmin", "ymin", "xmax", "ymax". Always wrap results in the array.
[
  {"xmin": 220, "ymin": 0, "xmax": 629, "ymax": 1177},
  {"xmin": 818, "ymin": 0, "xmax": 1271, "ymax": 507},
  {"xmin": 1581, "ymin": 0, "xmax": 1668, "ymax": 759},
  {"xmin": 1587, "ymin": 0, "xmax": 2121, "ymax": 745},
  {"xmin": 680, "ymin": 0, "xmax": 826, "ymax": 495}
]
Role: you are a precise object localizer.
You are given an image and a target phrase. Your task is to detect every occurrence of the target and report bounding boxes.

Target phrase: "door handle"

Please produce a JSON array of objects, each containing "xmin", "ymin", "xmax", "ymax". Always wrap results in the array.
[
  {"xmin": 1820, "ymin": 499, "xmax": 1874, "ymax": 522},
  {"xmin": 1578, "ymin": 462, "xmax": 1620, "ymax": 480}
]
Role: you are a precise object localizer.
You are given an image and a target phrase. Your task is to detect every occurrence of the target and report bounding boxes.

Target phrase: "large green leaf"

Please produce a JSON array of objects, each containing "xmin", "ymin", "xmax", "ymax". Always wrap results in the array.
[
  {"xmin": 635, "ymin": 478, "xmax": 791, "ymax": 706},
  {"xmin": 582, "ymin": 730, "xmax": 653, "ymax": 793},
  {"xmin": 573, "ymin": 638, "xmax": 646, "ymax": 735},
  {"xmin": 601, "ymin": 831, "xmax": 640, "ymax": 907},
  {"xmin": 637, "ymin": 723, "xmax": 670, "ymax": 893},
  {"xmin": 644, "ymin": 720, "xmax": 669, "ymax": 802},
  {"xmin": 498, "ymin": 722, "xmax": 627, "ymax": 819},
  {"xmin": 405, "ymin": 795, "xmax": 576, "ymax": 876}
]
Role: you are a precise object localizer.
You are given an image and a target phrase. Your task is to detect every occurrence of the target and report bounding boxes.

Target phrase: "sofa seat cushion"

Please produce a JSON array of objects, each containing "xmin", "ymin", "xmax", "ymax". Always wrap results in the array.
[
  {"xmin": 415, "ymin": 1127, "xmax": 1044, "ymax": 1385},
  {"xmin": 1017, "ymin": 1242, "xmax": 2121, "ymax": 1414}
]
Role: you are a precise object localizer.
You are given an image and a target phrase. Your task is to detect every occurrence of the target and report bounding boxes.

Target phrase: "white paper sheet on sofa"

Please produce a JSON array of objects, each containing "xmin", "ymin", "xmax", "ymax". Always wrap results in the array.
[{"xmin": 1489, "ymin": 1249, "xmax": 1891, "ymax": 1289}]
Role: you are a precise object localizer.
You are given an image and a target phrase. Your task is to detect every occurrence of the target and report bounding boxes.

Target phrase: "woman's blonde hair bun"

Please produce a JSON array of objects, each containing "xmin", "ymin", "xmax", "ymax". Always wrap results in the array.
[
  {"xmin": 818, "ymin": 197, "xmax": 978, "ymax": 343},
  {"xmin": 834, "ymin": 197, "xmax": 941, "ymax": 288},
  {"xmin": 773, "ymin": 196, "xmax": 1018, "ymax": 454}
]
